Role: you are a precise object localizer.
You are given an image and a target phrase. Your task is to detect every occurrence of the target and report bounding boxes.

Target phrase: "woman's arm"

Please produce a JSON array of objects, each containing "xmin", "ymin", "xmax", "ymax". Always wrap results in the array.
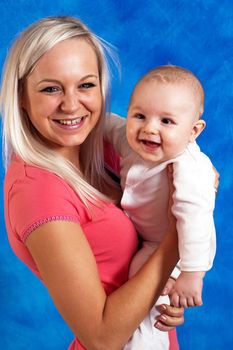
[
  {"xmin": 104, "ymin": 113, "xmax": 128, "ymax": 156},
  {"xmin": 26, "ymin": 218, "xmax": 178, "ymax": 350}
]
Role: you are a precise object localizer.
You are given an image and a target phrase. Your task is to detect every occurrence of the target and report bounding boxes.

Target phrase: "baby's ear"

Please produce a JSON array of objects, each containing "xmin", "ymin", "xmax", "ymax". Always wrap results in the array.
[{"xmin": 189, "ymin": 119, "xmax": 206, "ymax": 143}]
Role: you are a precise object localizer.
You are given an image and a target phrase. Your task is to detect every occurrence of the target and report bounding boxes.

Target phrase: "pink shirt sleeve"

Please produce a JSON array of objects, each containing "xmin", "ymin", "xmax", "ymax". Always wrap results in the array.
[
  {"xmin": 5, "ymin": 157, "xmax": 138, "ymax": 286},
  {"xmin": 7, "ymin": 163, "xmax": 81, "ymax": 243}
]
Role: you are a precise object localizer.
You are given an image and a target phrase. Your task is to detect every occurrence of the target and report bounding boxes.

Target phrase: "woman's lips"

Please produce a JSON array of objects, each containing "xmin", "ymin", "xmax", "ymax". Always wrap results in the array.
[{"xmin": 52, "ymin": 115, "xmax": 86, "ymax": 129}]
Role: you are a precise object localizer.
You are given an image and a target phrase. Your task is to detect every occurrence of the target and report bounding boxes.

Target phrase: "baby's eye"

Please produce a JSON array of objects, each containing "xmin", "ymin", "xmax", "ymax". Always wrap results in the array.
[
  {"xmin": 79, "ymin": 82, "xmax": 96, "ymax": 89},
  {"xmin": 134, "ymin": 113, "xmax": 145, "ymax": 120},
  {"xmin": 161, "ymin": 118, "xmax": 174, "ymax": 125},
  {"xmin": 41, "ymin": 86, "xmax": 60, "ymax": 93}
]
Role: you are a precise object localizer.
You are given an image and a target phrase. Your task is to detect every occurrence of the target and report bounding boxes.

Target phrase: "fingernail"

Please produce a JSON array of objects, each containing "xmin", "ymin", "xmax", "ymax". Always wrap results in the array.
[
  {"xmin": 160, "ymin": 315, "xmax": 167, "ymax": 321},
  {"xmin": 161, "ymin": 304, "xmax": 167, "ymax": 311}
]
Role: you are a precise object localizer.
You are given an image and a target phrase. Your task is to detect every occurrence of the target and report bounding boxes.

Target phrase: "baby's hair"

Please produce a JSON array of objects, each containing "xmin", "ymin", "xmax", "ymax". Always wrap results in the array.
[{"xmin": 140, "ymin": 65, "xmax": 204, "ymax": 117}]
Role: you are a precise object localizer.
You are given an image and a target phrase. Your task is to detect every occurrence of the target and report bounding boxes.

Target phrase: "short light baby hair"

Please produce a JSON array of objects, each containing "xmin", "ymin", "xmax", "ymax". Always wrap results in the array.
[{"xmin": 139, "ymin": 64, "xmax": 204, "ymax": 117}]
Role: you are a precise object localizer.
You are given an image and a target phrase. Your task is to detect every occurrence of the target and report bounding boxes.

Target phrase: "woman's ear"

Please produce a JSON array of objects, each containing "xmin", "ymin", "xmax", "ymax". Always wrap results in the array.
[{"xmin": 189, "ymin": 119, "xmax": 206, "ymax": 143}]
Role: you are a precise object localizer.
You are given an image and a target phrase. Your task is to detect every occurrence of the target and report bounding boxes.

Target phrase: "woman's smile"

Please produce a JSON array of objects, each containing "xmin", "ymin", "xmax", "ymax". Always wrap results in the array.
[
  {"xmin": 52, "ymin": 115, "xmax": 87, "ymax": 129},
  {"xmin": 21, "ymin": 38, "xmax": 102, "ymax": 159}
]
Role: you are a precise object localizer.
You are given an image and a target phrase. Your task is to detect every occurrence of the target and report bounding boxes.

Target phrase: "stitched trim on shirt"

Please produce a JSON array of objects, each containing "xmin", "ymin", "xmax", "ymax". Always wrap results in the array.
[{"xmin": 22, "ymin": 215, "xmax": 80, "ymax": 243}]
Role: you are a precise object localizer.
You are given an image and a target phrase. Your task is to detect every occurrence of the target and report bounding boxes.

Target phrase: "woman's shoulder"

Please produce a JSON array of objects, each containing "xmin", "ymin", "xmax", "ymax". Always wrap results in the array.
[
  {"xmin": 5, "ymin": 156, "xmax": 74, "ymax": 196},
  {"xmin": 6, "ymin": 155, "xmax": 61, "ymax": 178},
  {"xmin": 4, "ymin": 156, "xmax": 86, "ymax": 223},
  {"xmin": 4, "ymin": 156, "xmax": 88, "ymax": 244}
]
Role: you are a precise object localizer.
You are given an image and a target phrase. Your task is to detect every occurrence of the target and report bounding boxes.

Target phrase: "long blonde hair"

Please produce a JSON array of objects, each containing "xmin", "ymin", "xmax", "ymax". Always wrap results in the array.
[{"xmin": 0, "ymin": 16, "xmax": 119, "ymax": 206}]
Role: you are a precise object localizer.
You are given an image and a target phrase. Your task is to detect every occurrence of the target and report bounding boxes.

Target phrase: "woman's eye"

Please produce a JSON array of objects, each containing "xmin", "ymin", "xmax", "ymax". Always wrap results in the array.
[
  {"xmin": 79, "ymin": 82, "xmax": 95, "ymax": 89},
  {"xmin": 161, "ymin": 118, "xmax": 173, "ymax": 125},
  {"xmin": 41, "ymin": 86, "xmax": 60, "ymax": 93}
]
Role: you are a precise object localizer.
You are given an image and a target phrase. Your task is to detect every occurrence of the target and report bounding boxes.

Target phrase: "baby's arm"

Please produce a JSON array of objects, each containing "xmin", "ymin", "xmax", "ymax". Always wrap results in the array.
[
  {"xmin": 170, "ymin": 271, "xmax": 205, "ymax": 308},
  {"xmin": 171, "ymin": 146, "xmax": 216, "ymax": 307}
]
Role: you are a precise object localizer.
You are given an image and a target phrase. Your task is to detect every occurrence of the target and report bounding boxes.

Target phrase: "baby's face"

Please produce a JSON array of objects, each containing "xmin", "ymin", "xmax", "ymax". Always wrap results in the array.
[{"xmin": 126, "ymin": 80, "xmax": 201, "ymax": 164}]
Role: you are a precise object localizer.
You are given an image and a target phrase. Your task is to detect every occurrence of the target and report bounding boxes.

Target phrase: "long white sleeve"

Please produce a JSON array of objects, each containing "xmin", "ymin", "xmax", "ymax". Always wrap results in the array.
[{"xmin": 172, "ymin": 143, "xmax": 216, "ymax": 272}]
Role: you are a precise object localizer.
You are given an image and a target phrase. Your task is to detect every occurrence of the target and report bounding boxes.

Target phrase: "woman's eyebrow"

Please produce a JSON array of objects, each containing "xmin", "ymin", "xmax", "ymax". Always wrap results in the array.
[{"xmin": 37, "ymin": 74, "xmax": 99, "ymax": 85}]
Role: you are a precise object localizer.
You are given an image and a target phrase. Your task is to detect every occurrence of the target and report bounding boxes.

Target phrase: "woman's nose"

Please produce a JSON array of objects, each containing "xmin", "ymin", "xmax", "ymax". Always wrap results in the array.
[{"xmin": 60, "ymin": 92, "xmax": 80, "ymax": 114}]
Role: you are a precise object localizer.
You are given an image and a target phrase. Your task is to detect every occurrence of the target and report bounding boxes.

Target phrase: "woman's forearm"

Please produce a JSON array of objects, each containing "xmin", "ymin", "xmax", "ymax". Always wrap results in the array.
[
  {"xmin": 100, "ymin": 223, "xmax": 179, "ymax": 349},
  {"xmin": 26, "ymin": 220, "xmax": 178, "ymax": 350}
]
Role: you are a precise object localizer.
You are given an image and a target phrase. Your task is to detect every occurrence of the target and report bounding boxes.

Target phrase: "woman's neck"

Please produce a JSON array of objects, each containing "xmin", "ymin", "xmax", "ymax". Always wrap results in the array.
[{"xmin": 56, "ymin": 146, "xmax": 81, "ymax": 170}]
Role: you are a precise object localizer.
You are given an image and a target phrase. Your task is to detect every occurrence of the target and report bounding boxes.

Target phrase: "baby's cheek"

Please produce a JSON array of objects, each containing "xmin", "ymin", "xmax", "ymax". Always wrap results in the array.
[
  {"xmin": 126, "ymin": 127, "xmax": 135, "ymax": 141},
  {"xmin": 165, "ymin": 136, "xmax": 187, "ymax": 158}
]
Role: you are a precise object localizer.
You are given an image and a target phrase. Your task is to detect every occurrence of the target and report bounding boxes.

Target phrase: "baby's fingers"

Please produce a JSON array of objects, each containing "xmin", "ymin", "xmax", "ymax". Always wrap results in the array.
[
  {"xmin": 187, "ymin": 296, "xmax": 195, "ymax": 307},
  {"xmin": 177, "ymin": 295, "xmax": 203, "ymax": 308},
  {"xmin": 193, "ymin": 295, "xmax": 203, "ymax": 307},
  {"xmin": 170, "ymin": 291, "xmax": 180, "ymax": 308}
]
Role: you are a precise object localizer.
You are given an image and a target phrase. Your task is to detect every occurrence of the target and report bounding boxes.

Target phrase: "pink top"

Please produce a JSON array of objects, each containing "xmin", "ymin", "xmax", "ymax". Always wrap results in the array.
[
  {"xmin": 4, "ymin": 147, "xmax": 179, "ymax": 350},
  {"xmin": 4, "ymin": 155, "xmax": 138, "ymax": 349}
]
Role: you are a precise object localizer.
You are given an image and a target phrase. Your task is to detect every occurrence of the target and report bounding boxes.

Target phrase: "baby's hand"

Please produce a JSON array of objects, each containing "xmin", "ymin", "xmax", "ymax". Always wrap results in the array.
[
  {"xmin": 170, "ymin": 271, "xmax": 205, "ymax": 308},
  {"xmin": 161, "ymin": 277, "xmax": 176, "ymax": 296}
]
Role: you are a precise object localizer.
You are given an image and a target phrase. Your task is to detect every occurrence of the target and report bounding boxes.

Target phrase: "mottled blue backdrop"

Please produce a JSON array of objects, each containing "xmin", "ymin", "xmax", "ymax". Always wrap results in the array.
[{"xmin": 0, "ymin": 1, "xmax": 232, "ymax": 349}]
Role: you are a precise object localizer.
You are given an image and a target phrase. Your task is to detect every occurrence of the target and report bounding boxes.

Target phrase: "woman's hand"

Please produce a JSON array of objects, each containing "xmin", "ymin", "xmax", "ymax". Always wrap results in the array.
[
  {"xmin": 212, "ymin": 165, "xmax": 220, "ymax": 194},
  {"xmin": 155, "ymin": 303, "xmax": 184, "ymax": 331},
  {"xmin": 155, "ymin": 276, "xmax": 184, "ymax": 331},
  {"xmin": 167, "ymin": 164, "xmax": 176, "ymax": 225},
  {"xmin": 151, "ymin": 164, "xmax": 184, "ymax": 331}
]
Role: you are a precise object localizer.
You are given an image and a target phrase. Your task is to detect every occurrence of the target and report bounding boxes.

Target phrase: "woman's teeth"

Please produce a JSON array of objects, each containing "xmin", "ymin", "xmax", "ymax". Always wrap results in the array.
[{"xmin": 57, "ymin": 117, "xmax": 83, "ymax": 125}]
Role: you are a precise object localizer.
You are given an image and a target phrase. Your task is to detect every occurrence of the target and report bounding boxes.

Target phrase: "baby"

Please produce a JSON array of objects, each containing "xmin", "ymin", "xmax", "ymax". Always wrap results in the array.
[{"xmin": 105, "ymin": 65, "xmax": 216, "ymax": 349}]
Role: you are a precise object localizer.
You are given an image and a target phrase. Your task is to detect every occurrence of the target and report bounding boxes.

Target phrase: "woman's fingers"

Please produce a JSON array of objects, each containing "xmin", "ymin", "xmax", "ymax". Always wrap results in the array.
[
  {"xmin": 155, "ymin": 312, "xmax": 184, "ymax": 331},
  {"xmin": 155, "ymin": 321, "xmax": 174, "ymax": 332},
  {"xmin": 212, "ymin": 165, "xmax": 220, "ymax": 193},
  {"xmin": 166, "ymin": 164, "xmax": 176, "ymax": 225},
  {"xmin": 154, "ymin": 304, "xmax": 184, "ymax": 331},
  {"xmin": 158, "ymin": 304, "xmax": 184, "ymax": 317}
]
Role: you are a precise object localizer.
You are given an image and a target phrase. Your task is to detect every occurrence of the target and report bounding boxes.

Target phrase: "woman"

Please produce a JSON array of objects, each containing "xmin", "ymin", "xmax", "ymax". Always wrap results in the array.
[{"xmin": 1, "ymin": 16, "xmax": 184, "ymax": 349}]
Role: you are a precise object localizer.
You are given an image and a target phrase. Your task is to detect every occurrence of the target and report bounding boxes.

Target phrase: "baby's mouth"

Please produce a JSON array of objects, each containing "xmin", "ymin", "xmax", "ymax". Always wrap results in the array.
[{"xmin": 141, "ymin": 140, "xmax": 160, "ymax": 147}]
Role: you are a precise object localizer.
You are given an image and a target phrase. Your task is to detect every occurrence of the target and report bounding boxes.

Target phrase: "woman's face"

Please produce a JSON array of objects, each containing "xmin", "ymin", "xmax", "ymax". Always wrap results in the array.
[{"xmin": 21, "ymin": 38, "xmax": 102, "ymax": 161}]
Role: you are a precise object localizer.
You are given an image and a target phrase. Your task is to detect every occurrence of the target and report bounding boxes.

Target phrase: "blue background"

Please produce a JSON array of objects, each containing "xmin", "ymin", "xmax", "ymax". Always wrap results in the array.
[{"xmin": 0, "ymin": 1, "xmax": 232, "ymax": 349}]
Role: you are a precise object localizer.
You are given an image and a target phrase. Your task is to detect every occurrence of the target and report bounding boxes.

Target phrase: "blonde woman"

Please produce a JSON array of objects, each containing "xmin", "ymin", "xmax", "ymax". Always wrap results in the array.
[{"xmin": 1, "ymin": 16, "xmax": 184, "ymax": 350}]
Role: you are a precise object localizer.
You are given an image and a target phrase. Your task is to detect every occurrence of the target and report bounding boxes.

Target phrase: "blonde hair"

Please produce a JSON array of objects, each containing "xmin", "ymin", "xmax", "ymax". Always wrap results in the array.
[
  {"xmin": 0, "ymin": 16, "xmax": 118, "ymax": 206},
  {"xmin": 138, "ymin": 65, "xmax": 204, "ymax": 117}
]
